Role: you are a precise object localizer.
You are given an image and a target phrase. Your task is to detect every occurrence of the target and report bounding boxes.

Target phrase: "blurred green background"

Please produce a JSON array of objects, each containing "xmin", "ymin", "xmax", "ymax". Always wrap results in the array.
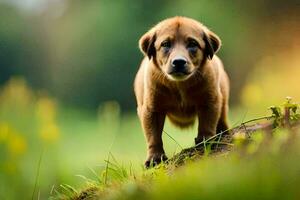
[{"xmin": 0, "ymin": 0, "xmax": 300, "ymax": 199}]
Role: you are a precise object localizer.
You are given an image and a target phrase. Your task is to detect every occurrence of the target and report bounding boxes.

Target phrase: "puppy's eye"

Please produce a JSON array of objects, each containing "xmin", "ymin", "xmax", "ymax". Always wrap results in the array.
[
  {"xmin": 161, "ymin": 40, "xmax": 171, "ymax": 48},
  {"xmin": 187, "ymin": 39, "xmax": 199, "ymax": 49}
]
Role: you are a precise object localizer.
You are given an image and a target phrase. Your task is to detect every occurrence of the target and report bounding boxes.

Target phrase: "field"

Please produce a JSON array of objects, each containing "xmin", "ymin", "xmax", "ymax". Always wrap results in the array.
[{"xmin": 1, "ymin": 78, "xmax": 300, "ymax": 200}]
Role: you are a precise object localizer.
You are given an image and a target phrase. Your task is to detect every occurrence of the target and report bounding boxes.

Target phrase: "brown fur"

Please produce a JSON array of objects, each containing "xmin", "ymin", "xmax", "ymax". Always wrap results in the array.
[{"xmin": 134, "ymin": 17, "xmax": 230, "ymax": 167}]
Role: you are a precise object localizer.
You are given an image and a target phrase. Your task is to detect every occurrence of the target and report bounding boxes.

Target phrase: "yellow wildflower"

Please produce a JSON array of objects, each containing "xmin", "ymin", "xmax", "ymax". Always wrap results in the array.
[
  {"xmin": 0, "ymin": 122, "xmax": 10, "ymax": 143},
  {"xmin": 36, "ymin": 97, "xmax": 57, "ymax": 123},
  {"xmin": 39, "ymin": 123, "xmax": 60, "ymax": 143},
  {"xmin": 7, "ymin": 133, "xmax": 27, "ymax": 156}
]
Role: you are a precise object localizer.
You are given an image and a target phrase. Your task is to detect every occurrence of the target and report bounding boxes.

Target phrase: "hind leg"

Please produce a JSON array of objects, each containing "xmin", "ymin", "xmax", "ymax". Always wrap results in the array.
[
  {"xmin": 196, "ymin": 99, "xmax": 222, "ymax": 144},
  {"xmin": 217, "ymin": 101, "xmax": 229, "ymax": 134}
]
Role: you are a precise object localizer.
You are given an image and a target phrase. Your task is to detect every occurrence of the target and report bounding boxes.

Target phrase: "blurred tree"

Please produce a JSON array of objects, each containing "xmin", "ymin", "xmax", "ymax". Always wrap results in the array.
[{"xmin": 0, "ymin": 5, "xmax": 49, "ymax": 88}]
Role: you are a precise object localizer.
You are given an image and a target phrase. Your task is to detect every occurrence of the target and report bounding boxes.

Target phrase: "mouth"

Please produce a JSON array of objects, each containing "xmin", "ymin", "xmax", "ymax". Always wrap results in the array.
[
  {"xmin": 167, "ymin": 71, "xmax": 191, "ymax": 81},
  {"xmin": 167, "ymin": 67, "xmax": 190, "ymax": 75}
]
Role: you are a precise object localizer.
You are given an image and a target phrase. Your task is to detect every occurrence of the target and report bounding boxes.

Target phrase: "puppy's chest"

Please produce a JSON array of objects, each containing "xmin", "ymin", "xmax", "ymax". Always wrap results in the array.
[
  {"xmin": 169, "ymin": 89, "xmax": 199, "ymax": 110},
  {"xmin": 175, "ymin": 90, "xmax": 189, "ymax": 107},
  {"xmin": 152, "ymin": 86, "xmax": 204, "ymax": 112}
]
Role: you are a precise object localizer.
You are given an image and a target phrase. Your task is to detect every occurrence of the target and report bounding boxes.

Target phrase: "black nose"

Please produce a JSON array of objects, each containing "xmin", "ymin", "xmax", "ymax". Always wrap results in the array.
[{"xmin": 172, "ymin": 58, "xmax": 187, "ymax": 68}]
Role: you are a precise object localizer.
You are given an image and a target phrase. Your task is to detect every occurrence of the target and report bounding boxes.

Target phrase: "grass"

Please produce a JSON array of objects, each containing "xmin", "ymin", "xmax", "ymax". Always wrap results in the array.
[
  {"xmin": 50, "ymin": 99, "xmax": 300, "ymax": 200},
  {"xmin": 31, "ymin": 148, "xmax": 44, "ymax": 200},
  {"xmin": 53, "ymin": 127, "xmax": 300, "ymax": 200},
  {"xmin": 1, "ymin": 78, "xmax": 300, "ymax": 200}
]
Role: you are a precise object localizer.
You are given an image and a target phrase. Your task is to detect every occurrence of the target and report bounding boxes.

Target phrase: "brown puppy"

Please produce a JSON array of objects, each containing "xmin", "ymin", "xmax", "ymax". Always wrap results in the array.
[{"xmin": 134, "ymin": 16, "xmax": 230, "ymax": 167}]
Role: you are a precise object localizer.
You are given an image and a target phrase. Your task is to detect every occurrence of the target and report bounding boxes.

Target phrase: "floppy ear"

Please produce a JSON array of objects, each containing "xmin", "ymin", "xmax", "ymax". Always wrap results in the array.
[
  {"xmin": 203, "ymin": 31, "xmax": 221, "ymax": 60},
  {"xmin": 139, "ymin": 31, "xmax": 156, "ymax": 59}
]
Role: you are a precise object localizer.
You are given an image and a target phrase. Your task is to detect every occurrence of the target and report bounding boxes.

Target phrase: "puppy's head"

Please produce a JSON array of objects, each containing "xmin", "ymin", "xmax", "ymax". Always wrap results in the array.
[{"xmin": 139, "ymin": 17, "xmax": 221, "ymax": 81}]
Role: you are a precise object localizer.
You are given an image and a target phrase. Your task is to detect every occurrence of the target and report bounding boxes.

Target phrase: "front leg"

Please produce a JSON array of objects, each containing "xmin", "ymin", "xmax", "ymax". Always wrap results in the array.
[
  {"xmin": 139, "ymin": 107, "xmax": 167, "ymax": 167},
  {"xmin": 195, "ymin": 100, "xmax": 222, "ymax": 145}
]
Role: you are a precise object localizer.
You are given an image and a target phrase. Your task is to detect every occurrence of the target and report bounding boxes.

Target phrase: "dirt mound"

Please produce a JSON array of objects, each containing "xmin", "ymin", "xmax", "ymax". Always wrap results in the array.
[{"xmin": 168, "ymin": 117, "xmax": 274, "ymax": 166}]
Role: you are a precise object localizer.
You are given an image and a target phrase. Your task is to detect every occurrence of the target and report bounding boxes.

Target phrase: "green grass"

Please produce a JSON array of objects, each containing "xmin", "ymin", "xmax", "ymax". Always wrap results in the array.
[
  {"xmin": 52, "ymin": 128, "xmax": 300, "ymax": 200},
  {"xmin": 50, "ymin": 99, "xmax": 300, "ymax": 200},
  {"xmin": 0, "ymin": 103, "xmax": 268, "ymax": 199},
  {"xmin": 2, "ymin": 78, "xmax": 300, "ymax": 200}
]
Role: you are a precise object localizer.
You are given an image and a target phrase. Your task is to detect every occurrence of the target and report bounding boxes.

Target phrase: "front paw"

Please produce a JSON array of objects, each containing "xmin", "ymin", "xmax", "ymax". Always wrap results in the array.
[
  {"xmin": 195, "ymin": 133, "xmax": 214, "ymax": 145},
  {"xmin": 145, "ymin": 153, "xmax": 168, "ymax": 168},
  {"xmin": 195, "ymin": 137, "xmax": 203, "ymax": 145}
]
